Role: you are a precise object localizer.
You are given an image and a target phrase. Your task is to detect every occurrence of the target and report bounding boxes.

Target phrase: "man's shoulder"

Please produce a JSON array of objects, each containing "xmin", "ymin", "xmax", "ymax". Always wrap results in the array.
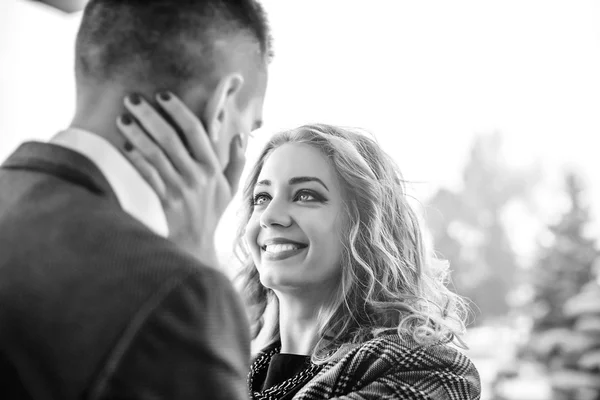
[
  {"xmin": 0, "ymin": 202, "xmax": 246, "ymax": 399},
  {"xmin": 88, "ymin": 205, "xmax": 181, "ymax": 260},
  {"xmin": 3, "ymin": 194, "xmax": 231, "ymax": 308},
  {"xmin": 86, "ymin": 205, "xmax": 229, "ymax": 284}
]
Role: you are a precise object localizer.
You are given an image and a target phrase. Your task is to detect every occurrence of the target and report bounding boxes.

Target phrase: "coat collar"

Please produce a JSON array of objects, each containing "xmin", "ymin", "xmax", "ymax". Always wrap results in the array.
[{"xmin": 2, "ymin": 140, "xmax": 118, "ymax": 203}]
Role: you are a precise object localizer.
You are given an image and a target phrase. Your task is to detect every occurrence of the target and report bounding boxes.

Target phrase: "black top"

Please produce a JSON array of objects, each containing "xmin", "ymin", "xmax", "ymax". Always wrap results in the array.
[
  {"xmin": 261, "ymin": 353, "xmax": 312, "ymax": 391},
  {"xmin": 249, "ymin": 342, "xmax": 324, "ymax": 399}
]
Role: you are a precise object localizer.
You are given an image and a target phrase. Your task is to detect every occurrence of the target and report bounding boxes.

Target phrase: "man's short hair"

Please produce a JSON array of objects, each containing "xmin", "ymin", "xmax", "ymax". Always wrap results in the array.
[{"xmin": 75, "ymin": 0, "xmax": 272, "ymax": 91}]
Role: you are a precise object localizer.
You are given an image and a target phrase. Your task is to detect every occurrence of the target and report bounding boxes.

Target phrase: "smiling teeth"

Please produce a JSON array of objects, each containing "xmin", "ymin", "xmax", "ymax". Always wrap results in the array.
[{"xmin": 265, "ymin": 244, "xmax": 301, "ymax": 254}]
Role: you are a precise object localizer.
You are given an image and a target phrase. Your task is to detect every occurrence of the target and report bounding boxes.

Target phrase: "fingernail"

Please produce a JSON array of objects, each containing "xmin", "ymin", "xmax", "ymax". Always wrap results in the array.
[
  {"xmin": 124, "ymin": 141, "xmax": 133, "ymax": 152},
  {"xmin": 120, "ymin": 114, "xmax": 132, "ymax": 125},
  {"xmin": 236, "ymin": 135, "xmax": 244, "ymax": 148},
  {"xmin": 128, "ymin": 93, "xmax": 141, "ymax": 105},
  {"xmin": 158, "ymin": 91, "xmax": 171, "ymax": 101}
]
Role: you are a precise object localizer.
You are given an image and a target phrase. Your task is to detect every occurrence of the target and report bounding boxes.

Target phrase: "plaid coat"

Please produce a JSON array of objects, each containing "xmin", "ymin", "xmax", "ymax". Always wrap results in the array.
[{"xmin": 252, "ymin": 333, "xmax": 480, "ymax": 400}]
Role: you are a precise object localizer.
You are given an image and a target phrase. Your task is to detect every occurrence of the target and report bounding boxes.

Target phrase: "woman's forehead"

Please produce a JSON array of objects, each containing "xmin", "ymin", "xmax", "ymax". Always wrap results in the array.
[{"xmin": 258, "ymin": 143, "xmax": 335, "ymax": 181}]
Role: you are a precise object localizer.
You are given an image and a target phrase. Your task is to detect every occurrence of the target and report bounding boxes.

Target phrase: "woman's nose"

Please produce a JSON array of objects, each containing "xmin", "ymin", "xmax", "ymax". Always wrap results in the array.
[{"xmin": 259, "ymin": 199, "xmax": 292, "ymax": 228}]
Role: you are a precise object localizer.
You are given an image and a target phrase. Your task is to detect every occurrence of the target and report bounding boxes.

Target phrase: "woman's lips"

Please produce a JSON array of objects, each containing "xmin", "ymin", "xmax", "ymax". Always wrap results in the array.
[{"xmin": 261, "ymin": 246, "xmax": 308, "ymax": 261}]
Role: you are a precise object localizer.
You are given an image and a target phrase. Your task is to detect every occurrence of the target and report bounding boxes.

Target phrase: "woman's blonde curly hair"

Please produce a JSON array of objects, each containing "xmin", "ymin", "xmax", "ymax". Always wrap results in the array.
[{"xmin": 235, "ymin": 124, "xmax": 469, "ymax": 364}]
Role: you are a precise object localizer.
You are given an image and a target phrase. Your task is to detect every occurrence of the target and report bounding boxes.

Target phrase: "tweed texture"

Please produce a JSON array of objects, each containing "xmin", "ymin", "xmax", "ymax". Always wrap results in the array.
[{"xmin": 251, "ymin": 334, "xmax": 480, "ymax": 400}]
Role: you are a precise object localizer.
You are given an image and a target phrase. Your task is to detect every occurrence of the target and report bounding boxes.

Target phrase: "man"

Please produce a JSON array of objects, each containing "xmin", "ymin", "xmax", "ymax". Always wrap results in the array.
[{"xmin": 0, "ymin": 0, "xmax": 270, "ymax": 399}]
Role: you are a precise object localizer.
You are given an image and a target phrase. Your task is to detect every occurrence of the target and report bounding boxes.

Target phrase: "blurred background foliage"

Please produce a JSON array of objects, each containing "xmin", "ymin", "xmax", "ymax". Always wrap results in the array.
[
  {"xmin": 427, "ymin": 131, "xmax": 539, "ymax": 322},
  {"xmin": 425, "ymin": 132, "xmax": 600, "ymax": 399}
]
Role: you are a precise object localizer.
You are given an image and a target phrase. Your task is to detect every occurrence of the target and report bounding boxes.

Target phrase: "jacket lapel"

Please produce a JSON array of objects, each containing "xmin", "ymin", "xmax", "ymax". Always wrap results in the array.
[{"xmin": 1, "ymin": 141, "xmax": 119, "ymax": 206}]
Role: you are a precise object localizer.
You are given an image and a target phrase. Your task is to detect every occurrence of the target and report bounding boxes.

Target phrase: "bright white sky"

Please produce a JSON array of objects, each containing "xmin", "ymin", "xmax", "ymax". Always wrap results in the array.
[{"xmin": 1, "ymin": 0, "xmax": 599, "ymax": 264}]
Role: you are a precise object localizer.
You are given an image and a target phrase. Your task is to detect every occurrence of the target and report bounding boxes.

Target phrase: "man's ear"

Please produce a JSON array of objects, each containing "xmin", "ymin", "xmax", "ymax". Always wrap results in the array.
[{"xmin": 203, "ymin": 73, "xmax": 245, "ymax": 144}]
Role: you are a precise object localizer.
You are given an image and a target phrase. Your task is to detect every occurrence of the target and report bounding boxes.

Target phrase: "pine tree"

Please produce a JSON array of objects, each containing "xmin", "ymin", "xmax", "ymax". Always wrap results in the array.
[
  {"xmin": 530, "ymin": 172, "xmax": 597, "ymax": 332},
  {"xmin": 527, "ymin": 172, "xmax": 600, "ymax": 399}
]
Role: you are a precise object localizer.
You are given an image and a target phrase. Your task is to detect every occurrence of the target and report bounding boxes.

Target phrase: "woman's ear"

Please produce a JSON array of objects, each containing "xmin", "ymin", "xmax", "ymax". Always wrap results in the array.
[{"xmin": 203, "ymin": 73, "xmax": 245, "ymax": 145}]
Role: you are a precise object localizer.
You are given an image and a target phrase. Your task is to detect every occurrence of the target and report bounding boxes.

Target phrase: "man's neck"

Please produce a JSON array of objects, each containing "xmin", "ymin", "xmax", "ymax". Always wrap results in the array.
[{"xmin": 71, "ymin": 95, "xmax": 128, "ymax": 152}]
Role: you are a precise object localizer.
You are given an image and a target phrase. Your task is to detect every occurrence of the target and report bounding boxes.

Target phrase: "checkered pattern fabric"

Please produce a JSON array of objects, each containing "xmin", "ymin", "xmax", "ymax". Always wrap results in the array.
[{"xmin": 292, "ymin": 334, "xmax": 480, "ymax": 399}]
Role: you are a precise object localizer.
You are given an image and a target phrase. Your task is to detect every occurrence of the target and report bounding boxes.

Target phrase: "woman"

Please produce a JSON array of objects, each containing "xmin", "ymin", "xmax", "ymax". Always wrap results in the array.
[{"xmin": 117, "ymin": 93, "xmax": 481, "ymax": 399}]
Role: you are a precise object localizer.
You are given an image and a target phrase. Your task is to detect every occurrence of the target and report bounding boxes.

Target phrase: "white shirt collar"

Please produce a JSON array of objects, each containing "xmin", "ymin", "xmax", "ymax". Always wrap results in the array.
[{"xmin": 50, "ymin": 128, "xmax": 169, "ymax": 237}]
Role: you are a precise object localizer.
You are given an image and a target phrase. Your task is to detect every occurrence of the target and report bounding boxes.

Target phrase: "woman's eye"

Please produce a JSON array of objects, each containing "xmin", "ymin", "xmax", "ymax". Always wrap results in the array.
[
  {"xmin": 298, "ymin": 193, "xmax": 314, "ymax": 201},
  {"xmin": 295, "ymin": 190, "xmax": 321, "ymax": 202},
  {"xmin": 252, "ymin": 193, "xmax": 270, "ymax": 206}
]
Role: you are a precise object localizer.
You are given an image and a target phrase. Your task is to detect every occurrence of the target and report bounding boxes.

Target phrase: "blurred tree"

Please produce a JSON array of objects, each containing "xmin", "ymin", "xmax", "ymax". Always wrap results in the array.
[
  {"xmin": 530, "ymin": 172, "xmax": 597, "ymax": 332},
  {"xmin": 524, "ymin": 173, "xmax": 600, "ymax": 398},
  {"xmin": 427, "ymin": 132, "xmax": 539, "ymax": 324}
]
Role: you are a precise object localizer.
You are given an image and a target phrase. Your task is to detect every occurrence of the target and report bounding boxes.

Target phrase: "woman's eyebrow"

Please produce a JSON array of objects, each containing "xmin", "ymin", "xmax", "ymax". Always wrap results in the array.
[
  {"xmin": 255, "ymin": 179, "xmax": 270, "ymax": 187},
  {"xmin": 255, "ymin": 176, "xmax": 329, "ymax": 191},
  {"xmin": 289, "ymin": 176, "xmax": 329, "ymax": 191}
]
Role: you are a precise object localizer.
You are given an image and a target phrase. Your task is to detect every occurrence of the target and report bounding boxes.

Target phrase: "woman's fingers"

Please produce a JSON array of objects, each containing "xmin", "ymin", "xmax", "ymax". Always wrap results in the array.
[
  {"xmin": 117, "ymin": 114, "xmax": 183, "ymax": 196},
  {"xmin": 155, "ymin": 91, "xmax": 220, "ymax": 171},
  {"xmin": 121, "ymin": 146, "xmax": 167, "ymax": 201},
  {"xmin": 124, "ymin": 94, "xmax": 195, "ymax": 179}
]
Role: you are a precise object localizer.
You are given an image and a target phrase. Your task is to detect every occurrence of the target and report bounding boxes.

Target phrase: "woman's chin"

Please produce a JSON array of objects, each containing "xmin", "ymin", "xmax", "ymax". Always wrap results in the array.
[{"xmin": 259, "ymin": 273, "xmax": 306, "ymax": 293}]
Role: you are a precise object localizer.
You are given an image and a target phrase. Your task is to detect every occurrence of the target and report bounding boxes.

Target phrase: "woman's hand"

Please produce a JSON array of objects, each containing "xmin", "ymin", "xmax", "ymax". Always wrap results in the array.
[{"xmin": 116, "ymin": 92, "xmax": 245, "ymax": 267}]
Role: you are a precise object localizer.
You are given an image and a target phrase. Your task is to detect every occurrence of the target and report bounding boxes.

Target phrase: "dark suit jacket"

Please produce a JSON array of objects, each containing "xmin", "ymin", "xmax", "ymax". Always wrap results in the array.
[{"xmin": 0, "ymin": 142, "xmax": 250, "ymax": 400}]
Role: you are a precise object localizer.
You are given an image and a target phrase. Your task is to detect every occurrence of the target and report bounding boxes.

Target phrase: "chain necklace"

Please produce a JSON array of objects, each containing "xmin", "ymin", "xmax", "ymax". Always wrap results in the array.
[{"xmin": 248, "ymin": 346, "xmax": 322, "ymax": 400}]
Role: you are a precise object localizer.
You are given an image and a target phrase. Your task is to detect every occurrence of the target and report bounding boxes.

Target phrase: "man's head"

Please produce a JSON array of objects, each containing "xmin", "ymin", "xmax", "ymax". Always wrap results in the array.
[{"xmin": 73, "ymin": 0, "xmax": 271, "ymax": 165}]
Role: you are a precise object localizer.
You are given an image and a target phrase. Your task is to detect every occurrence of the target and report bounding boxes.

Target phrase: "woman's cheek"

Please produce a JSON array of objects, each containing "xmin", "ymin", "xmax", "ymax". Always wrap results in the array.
[{"xmin": 244, "ymin": 216, "xmax": 260, "ymax": 255}]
